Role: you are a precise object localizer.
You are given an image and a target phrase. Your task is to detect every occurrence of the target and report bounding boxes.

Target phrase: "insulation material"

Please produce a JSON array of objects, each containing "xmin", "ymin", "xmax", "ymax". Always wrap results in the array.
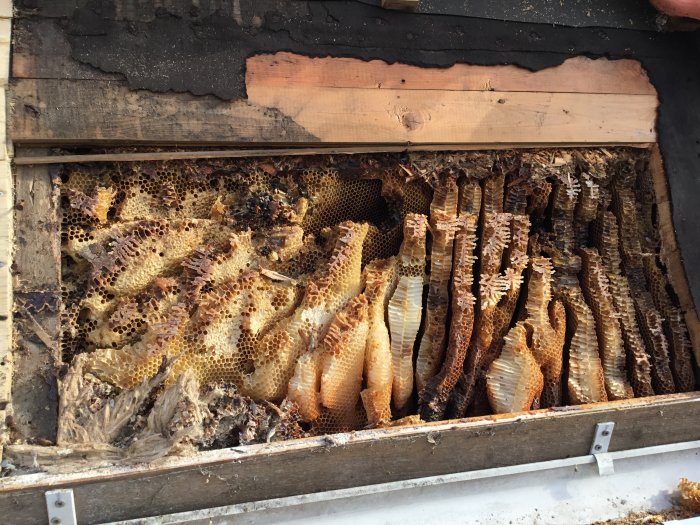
[{"xmin": 55, "ymin": 150, "xmax": 697, "ymax": 451}]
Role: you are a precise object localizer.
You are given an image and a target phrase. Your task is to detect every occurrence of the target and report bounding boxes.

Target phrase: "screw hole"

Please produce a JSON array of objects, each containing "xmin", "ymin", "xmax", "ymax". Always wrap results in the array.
[
  {"xmin": 601, "ymin": 430, "xmax": 610, "ymax": 437},
  {"xmin": 594, "ymin": 444, "xmax": 602, "ymax": 451},
  {"xmin": 55, "ymin": 500, "xmax": 65, "ymax": 508},
  {"xmin": 50, "ymin": 518, "xmax": 61, "ymax": 525}
]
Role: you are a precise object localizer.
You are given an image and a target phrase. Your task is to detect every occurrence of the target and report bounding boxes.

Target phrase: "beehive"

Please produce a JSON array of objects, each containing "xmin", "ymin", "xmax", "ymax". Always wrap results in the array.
[{"xmin": 53, "ymin": 149, "xmax": 699, "ymax": 456}]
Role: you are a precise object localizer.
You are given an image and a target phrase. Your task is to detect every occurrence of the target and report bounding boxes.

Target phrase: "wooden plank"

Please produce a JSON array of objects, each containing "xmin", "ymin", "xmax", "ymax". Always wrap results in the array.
[
  {"xmin": 11, "ymin": 154, "xmax": 60, "ymax": 443},
  {"xmin": 10, "ymin": 79, "xmax": 320, "ymax": 145},
  {"xmin": 0, "ymin": 0, "xmax": 11, "ymax": 19},
  {"xmin": 649, "ymin": 145, "xmax": 700, "ymax": 365},
  {"xmin": 11, "ymin": 78, "xmax": 657, "ymax": 145},
  {"xmin": 246, "ymin": 53, "xmax": 657, "ymax": 95},
  {"xmin": 247, "ymin": 85, "xmax": 658, "ymax": 144},
  {"xmin": 0, "ymin": 393, "xmax": 698, "ymax": 525},
  {"xmin": 382, "ymin": 0, "xmax": 419, "ymax": 11}
]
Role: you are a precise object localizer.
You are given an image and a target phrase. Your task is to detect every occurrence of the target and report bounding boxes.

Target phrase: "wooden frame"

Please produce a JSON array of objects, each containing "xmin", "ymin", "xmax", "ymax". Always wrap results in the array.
[{"xmin": 3, "ymin": 51, "xmax": 700, "ymax": 525}]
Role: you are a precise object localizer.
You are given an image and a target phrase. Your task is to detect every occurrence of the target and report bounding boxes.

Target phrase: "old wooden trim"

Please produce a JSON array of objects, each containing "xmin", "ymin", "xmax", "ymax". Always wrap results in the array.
[{"xmin": 0, "ymin": 393, "xmax": 698, "ymax": 525}]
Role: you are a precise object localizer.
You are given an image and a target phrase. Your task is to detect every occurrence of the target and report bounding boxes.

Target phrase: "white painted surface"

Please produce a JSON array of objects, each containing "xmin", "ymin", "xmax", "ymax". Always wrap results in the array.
[{"xmin": 106, "ymin": 442, "xmax": 700, "ymax": 525}]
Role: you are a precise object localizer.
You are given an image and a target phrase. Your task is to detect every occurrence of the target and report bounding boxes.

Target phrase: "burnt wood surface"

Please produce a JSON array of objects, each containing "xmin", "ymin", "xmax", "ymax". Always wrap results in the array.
[{"xmin": 0, "ymin": 393, "xmax": 699, "ymax": 525}]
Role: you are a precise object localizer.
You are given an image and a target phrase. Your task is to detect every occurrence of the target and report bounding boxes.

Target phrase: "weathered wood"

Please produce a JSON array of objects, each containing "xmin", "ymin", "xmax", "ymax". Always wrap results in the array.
[
  {"xmin": 0, "ymin": 393, "xmax": 698, "ymax": 525},
  {"xmin": 11, "ymin": 62, "xmax": 658, "ymax": 145},
  {"xmin": 11, "ymin": 155, "xmax": 60, "ymax": 443},
  {"xmin": 0, "ymin": 161, "xmax": 11, "ymax": 407},
  {"xmin": 13, "ymin": 153, "xmax": 60, "ymax": 293},
  {"xmin": 246, "ymin": 53, "xmax": 657, "ymax": 95},
  {"xmin": 246, "ymin": 85, "xmax": 657, "ymax": 144},
  {"xmin": 9, "ymin": 79, "xmax": 320, "ymax": 145},
  {"xmin": 11, "ymin": 293, "xmax": 60, "ymax": 443}
]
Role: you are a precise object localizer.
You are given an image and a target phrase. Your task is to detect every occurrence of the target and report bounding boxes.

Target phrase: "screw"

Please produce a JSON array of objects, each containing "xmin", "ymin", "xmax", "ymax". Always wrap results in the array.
[
  {"xmin": 55, "ymin": 499, "xmax": 65, "ymax": 508},
  {"xmin": 602, "ymin": 430, "xmax": 610, "ymax": 437},
  {"xmin": 594, "ymin": 444, "xmax": 602, "ymax": 451},
  {"xmin": 50, "ymin": 518, "xmax": 61, "ymax": 525}
]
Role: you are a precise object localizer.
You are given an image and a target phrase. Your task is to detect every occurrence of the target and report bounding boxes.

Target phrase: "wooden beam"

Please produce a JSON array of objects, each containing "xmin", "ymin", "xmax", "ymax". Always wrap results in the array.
[
  {"xmin": 246, "ymin": 53, "xmax": 657, "ymax": 95},
  {"xmin": 1, "ymin": 393, "xmax": 699, "ymax": 525}
]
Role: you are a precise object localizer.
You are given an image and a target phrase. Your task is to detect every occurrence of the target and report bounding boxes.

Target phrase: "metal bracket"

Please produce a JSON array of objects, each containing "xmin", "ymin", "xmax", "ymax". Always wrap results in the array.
[
  {"xmin": 590, "ymin": 422, "xmax": 615, "ymax": 476},
  {"xmin": 46, "ymin": 489, "xmax": 77, "ymax": 525}
]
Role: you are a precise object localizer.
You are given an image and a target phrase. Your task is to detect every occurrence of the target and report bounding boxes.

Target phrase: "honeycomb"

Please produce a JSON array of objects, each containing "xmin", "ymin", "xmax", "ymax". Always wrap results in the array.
[
  {"xmin": 580, "ymin": 248, "xmax": 634, "ymax": 400},
  {"xmin": 419, "ymin": 180, "xmax": 480, "ymax": 421},
  {"xmin": 593, "ymin": 211, "xmax": 655, "ymax": 397},
  {"xmin": 486, "ymin": 323, "xmax": 544, "ymax": 414},
  {"xmin": 57, "ymin": 150, "xmax": 698, "ymax": 451},
  {"xmin": 415, "ymin": 179, "xmax": 460, "ymax": 393},
  {"xmin": 361, "ymin": 257, "xmax": 397, "ymax": 426},
  {"xmin": 388, "ymin": 213, "xmax": 428, "ymax": 411}
]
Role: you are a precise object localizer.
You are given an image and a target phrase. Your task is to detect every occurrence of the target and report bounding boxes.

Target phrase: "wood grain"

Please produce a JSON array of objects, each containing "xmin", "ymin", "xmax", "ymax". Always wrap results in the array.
[
  {"xmin": 11, "ymin": 154, "xmax": 60, "ymax": 443},
  {"xmin": 246, "ymin": 85, "xmax": 657, "ymax": 144},
  {"xmin": 9, "ymin": 79, "xmax": 319, "ymax": 145},
  {"xmin": 0, "ymin": 160, "xmax": 10, "ymax": 406},
  {"xmin": 11, "ymin": 55, "xmax": 658, "ymax": 145},
  {"xmin": 13, "ymin": 153, "xmax": 60, "ymax": 293},
  {"xmin": 0, "ymin": 393, "xmax": 698, "ymax": 525},
  {"xmin": 246, "ymin": 53, "xmax": 657, "ymax": 95}
]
